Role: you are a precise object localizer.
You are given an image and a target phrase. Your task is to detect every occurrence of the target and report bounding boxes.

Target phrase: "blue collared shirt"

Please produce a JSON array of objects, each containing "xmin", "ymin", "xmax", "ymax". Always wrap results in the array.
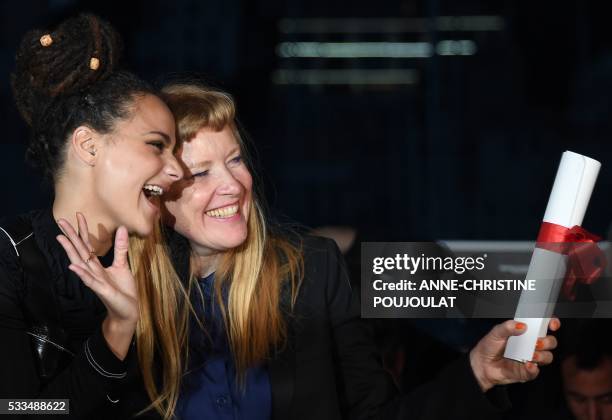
[{"xmin": 177, "ymin": 273, "xmax": 272, "ymax": 420}]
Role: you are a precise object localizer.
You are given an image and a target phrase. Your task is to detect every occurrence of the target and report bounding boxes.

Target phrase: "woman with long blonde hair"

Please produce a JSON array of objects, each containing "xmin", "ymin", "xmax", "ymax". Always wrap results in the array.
[{"xmin": 154, "ymin": 82, "xmax": 561, "ymax": 419}]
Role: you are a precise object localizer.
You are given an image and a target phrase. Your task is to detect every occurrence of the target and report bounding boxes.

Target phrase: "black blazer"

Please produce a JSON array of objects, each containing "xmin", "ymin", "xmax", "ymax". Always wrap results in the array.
[
  {"xmin": 266, "ymin": 236, "xmax": 396, "ymax": 419},
  {"xmin": 0, "ymin": 209, "xmax": 135, "ymax": 419},
  {"xmin": 156, "ymin": 231, "xmax": 510, "ymax": 420}
]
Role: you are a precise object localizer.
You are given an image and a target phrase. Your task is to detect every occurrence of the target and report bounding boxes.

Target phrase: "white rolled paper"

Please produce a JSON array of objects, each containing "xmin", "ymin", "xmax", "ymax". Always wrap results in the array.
[{"xmin": 504, "ymin": 151, "xmax": 601, "ymax": 363}]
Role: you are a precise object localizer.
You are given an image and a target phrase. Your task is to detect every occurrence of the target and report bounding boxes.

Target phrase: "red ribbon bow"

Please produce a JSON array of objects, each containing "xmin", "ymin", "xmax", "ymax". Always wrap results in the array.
[{"xmin": 536, "ymin": 222, "xmax": 606, "ymax": 300}]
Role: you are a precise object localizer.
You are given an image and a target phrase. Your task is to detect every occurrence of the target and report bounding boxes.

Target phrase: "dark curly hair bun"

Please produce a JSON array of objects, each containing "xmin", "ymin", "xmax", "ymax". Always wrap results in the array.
[
  {"xmin": 11, "ymin": 14, "xmax": 154, "ymax": 180},
  {"xmin": 12, "ymin": 14, "xmax": 122, "ymax": 125}
]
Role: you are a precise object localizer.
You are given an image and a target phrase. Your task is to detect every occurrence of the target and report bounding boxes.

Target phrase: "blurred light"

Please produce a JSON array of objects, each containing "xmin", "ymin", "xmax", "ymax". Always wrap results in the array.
[
  {"xmin": 277, "ymin": 42, "xmax": 433, "ymax": 58},
  {"xmin": 271, "ymin": 69, "xmax": 419, "ymax": 85},
  {"xmin": 436, "ymin": 40, "xmax": 477, "ymax": 56},
  {"xmin": 435, "ymin": 16, "xmax": 504, "ymax": 32},
  {"xmin": 279, "ymin": 16, "xmax": 504, "ymax": 34},
  {"xmin": 277, "ymin": 40, "xmax": 476, "ymax": 58}
]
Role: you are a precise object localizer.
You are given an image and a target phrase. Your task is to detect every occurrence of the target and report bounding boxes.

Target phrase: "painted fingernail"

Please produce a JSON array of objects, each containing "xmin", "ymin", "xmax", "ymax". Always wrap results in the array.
[
  {"xmin": 536, "ymin": 339, "xmax": 544, "ymax": 350},
  {"xmin": 516, "ymin": 322, "xmax": 526, "ymax": 330},
  {"xmin": 532, "ymin": 352, "xmax": 538, "ymax": 361}
]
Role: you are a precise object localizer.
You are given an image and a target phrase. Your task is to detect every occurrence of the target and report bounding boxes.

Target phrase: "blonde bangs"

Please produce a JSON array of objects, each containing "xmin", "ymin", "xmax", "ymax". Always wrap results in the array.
[{"xmin": 162, "ymin": 84, "xmax": 236, "ymax": 141}]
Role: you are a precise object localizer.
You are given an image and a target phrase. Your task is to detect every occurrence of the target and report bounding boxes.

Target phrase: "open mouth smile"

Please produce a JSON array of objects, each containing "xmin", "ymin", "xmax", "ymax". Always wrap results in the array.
[
  {"xmin": 143, "ymin": 184, "xmax": 164, "ymax": 197},
  {"xmin": 205, "ymin": 204, "xmax": 239, "ymax": 219}
]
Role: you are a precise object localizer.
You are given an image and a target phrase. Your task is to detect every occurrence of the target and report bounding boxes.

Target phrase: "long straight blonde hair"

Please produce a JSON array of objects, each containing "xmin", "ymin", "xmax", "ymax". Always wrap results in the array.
[
  {"xmin": 128, "ymin": 224, "xmax": 196, "ymax": 420},
  {"xmin": 161, "ymin": 82, "xmax": 304, "ymax": 376}
]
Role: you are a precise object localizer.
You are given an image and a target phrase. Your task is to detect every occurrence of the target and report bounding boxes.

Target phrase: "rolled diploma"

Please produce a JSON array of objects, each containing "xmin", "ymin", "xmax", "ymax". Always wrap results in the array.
[{"xmin": 504, "ymin": 151, "xmax": 601, "ymax": 362}]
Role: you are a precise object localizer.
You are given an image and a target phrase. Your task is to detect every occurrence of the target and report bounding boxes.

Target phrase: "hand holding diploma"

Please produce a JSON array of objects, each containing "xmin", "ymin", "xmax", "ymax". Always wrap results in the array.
[
  {"xmin": 505, "ymin": 151, "xmax": 601, "ymax": 362},
  {"xmin": 469, "ymin": 318, "xmax": 560, "ymax": 392}
]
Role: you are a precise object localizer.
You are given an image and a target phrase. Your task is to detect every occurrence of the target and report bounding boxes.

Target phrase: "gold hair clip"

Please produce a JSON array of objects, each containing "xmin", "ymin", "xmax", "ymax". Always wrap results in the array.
[
  {"xmin": 40, "ymin": 34, "xmax": 53, "ymax": 47},
  {"xmin": 89, "ymin": 57, "xmax": 100, "ymax": 70}
]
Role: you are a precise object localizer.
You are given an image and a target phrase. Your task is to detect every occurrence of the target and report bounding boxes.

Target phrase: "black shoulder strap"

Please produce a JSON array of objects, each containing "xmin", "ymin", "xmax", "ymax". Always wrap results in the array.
[{"xmin": 0, "ymin": 217, "xmax": 72, "ymax": 382}]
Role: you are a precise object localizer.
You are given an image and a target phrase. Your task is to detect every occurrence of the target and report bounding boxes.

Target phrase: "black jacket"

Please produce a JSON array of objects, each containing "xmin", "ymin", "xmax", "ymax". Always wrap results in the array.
[
  {"xmin": 0, "ymin": 208, "xmax": 133, "ymax": 419},
  {"xmin": 0, "ymin": 209, "xmax": 509, "ymax": 419},
  {"xmin": 153, "ymin": 230, "xmax": 511, "ymax": 420}
]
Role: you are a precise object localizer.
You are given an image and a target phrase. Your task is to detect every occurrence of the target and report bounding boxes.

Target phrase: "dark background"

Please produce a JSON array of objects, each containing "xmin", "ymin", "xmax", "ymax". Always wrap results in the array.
[
  {"xmin": 2, "ymin": 0, "xmax": 612, "ymax": 241},
  {"xmin": 2, "ymin": 3, "xmax": 610, "ymax": 416}
]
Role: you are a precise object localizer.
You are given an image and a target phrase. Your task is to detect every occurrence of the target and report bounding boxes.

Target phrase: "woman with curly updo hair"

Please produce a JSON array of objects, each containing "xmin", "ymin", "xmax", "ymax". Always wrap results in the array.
[{"xmin": 0, "ymin": 14, "xmax": 187, "ymax": 420}]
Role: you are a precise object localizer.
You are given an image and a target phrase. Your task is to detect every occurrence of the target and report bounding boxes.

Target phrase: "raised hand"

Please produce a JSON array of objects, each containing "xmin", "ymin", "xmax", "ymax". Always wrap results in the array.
[
  {"xmin": 56, "ymin": 212, "xmax": 138, "ymax": 358},
  {"xmin": 469, "ymin": 318, "xmax": 561, "ymax": 392}
]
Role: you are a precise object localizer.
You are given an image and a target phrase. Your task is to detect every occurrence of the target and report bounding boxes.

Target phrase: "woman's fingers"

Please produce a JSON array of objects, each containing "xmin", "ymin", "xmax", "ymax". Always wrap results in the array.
[
  {"xmin": 471, "ymin": 318, "xmax": 559, "ymax": 390},
  {"xmin": 57, "ymin": 218, "xmax": 92, "ymax": 262},
  {"xmin": 76, "ymin": 212, "xmax": 94, "ymax": 253},
  {"xmin": 549, "ymin": 317, "xmax": 561, "ymax": 331},
  {"xmin": 112, "ymin": 226, "xmax": 129, "ymax": 269},
  {"xmin": 536, "ymin": 335, "xmax": 558, "ymax": 351},
  {"xmin": 524, "ymin": 362, "xmax": 540, "ymax": 378},
  {"xmin": 58, "ymin": 216, "xmax": 106, "ymax": 276},
  {"xmin": 57, "ymin": 233, "xmax": 103, "ymax": 285},
  {"xmin": 56, "ymin": 235, "xmax": 90, "ymax": 269},
  {"xmin": 533, "ymin": 350, "xmax": 554, "ymax": 365},
  {"xmin": 491, "ymin": 320, "xmax": 527, "ymax": 341},
  {"xmin": 68, "ymin": 263, "xmax": 100, "ymax": 288},
  {"xmin": 532, "ymin": 319, "xmax": 560, "ymax": 368}
]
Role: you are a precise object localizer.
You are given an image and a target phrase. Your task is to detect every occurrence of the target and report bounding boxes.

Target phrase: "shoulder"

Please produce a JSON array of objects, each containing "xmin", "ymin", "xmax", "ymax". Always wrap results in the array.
[
  {"xmin": 270, "ymin": 232, "xmax": 343, "ymax": 276},
  {"xmin": 297, "ymin": 235, "xmax": 350, "ymax": 294},
  {"xmin": 0, "ymin": 210, "xmax": 41, "ymax": 294},
  {"xmin": 0, "ymin": 211, "xmax": 40, "ymax": 263},
  {"xmin": 280, "ymin": 234, "xmax": 344, "ymax": 279},
  {"xmin": 300, "ymin": 235, "xmax": 343, "ymax": 265}
]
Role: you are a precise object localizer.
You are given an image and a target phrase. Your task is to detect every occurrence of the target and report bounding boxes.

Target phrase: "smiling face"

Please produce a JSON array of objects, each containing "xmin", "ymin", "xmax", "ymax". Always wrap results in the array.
[
  {"xmin": 92, "ymin": 94, "xmax": 183, "ymax": 236},
  {"xmin": 162, "ymin": 125, "xmax": 253, "ymax": 257}
]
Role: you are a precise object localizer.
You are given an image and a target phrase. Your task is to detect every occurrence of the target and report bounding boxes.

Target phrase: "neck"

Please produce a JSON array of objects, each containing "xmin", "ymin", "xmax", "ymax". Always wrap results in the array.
[
  {"xmin": 190, "ymin": 244, "xmax": 220, "ymax": 277},
  {"xmin": 53, "ymin": 178, "xmax": 115, "ymax": 256}
]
